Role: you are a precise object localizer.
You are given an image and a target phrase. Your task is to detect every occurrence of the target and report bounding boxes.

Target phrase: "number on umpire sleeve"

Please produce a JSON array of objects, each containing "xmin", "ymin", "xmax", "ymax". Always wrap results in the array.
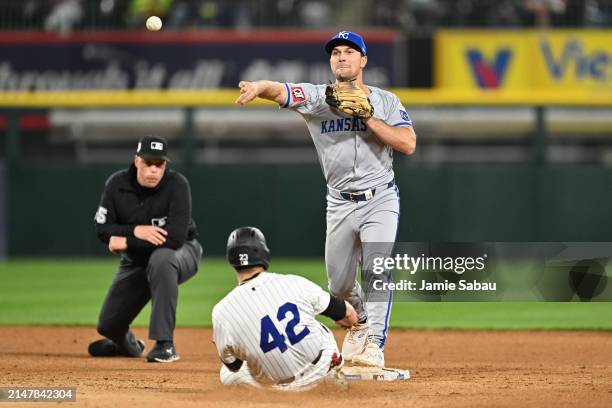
[{"xmin": 95, "ymin": 206, "xmax": 108, "ymax": 224}]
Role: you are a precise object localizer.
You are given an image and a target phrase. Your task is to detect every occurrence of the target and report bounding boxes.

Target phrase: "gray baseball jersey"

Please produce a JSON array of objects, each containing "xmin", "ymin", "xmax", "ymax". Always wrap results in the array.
[
  {"xmin": 212, "ymin": 272, "xmax": 338, "ymax": 384},
  {"xmin": 281, "ymin": 82, "xmax": 413, "ymax": 350},
  {"xmin": 281, "ymin": 82, "xmax": 412, "ymax": 192}
]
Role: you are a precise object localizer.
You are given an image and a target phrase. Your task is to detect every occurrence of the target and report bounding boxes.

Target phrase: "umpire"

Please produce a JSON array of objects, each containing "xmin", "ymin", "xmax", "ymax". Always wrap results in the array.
[{"xmin": 88, "ymin": 136, "xmax": 202, "ymax": 363}]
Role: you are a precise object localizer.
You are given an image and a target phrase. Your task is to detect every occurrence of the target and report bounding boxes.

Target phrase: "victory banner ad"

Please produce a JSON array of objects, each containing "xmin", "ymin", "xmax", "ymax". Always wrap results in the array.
[{"xmin": 436, "ymin": 30, "xmax": 612, "ymax": 97}]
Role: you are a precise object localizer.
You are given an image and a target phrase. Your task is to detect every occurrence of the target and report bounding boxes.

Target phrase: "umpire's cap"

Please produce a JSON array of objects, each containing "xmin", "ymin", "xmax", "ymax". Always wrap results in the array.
[
  {"xmin": 226, "ymin": 226, "xmax": 271, "ymax": 270},
  {"xmin": 325, "ymin": 31, "xmax": 367, "ymax": 56},
  {"xmin": 136, "ymin": 135, "xmax": 171, "ymax": 162}
]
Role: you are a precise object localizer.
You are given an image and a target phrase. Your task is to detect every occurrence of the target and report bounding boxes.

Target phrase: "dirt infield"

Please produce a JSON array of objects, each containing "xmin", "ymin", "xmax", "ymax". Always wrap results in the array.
[{"xmin": 2, "ymin": 327, "xmax": 612, "ymax": 407}]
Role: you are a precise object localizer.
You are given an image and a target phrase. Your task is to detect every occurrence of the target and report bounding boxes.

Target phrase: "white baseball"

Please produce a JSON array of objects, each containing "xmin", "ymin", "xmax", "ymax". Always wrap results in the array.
[{"xmin": 146, "ymin": 16, "xmax": 162, "ymax": 31}]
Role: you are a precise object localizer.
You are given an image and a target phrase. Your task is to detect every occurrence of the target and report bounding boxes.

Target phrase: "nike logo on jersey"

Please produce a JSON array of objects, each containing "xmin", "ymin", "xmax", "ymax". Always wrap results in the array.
[{"xmin": 321, "ymin": 117, "xmax": 367, "ymax": 134}]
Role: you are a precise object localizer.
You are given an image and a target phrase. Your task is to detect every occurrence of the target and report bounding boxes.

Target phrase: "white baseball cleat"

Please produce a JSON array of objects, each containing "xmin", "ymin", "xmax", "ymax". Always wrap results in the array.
[
  {"xmin": 341, "ymin": 321, "xmax": 370, "ymax": 360},
  {"xmin": 352, "ymin": 342, "xmax": 385, "ymax": 368}
]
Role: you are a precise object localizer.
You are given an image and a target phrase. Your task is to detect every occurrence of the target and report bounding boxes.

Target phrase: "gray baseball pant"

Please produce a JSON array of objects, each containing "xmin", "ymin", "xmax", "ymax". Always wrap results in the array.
[
  {"xmin": 325, "ymin": 184, "xmax": 399, "ymax": 349},
  {"xmin": 96, "ymin": 239, "xmax": 202, "ymax": 345}
]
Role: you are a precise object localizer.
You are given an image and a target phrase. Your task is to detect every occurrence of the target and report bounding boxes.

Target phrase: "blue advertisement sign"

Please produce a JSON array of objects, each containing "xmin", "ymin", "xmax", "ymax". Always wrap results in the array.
[{"xmin": 0, "ymin": 31, "xmax": 398, "ymax": 90}]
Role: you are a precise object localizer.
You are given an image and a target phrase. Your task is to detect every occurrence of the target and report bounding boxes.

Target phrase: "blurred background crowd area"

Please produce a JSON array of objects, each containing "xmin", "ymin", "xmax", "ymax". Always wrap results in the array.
[
  {"xmin": 2, "ymin": 0, "xmax": 612, "ymax": 33},
  {"xmin": 1, "ymin": 2, "xmax": 612, "ymax": 258}
]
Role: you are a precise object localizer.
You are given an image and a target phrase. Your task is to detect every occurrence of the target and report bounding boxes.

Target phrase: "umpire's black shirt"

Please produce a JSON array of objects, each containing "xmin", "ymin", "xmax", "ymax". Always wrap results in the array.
[{"xmin": 94, "ymin": 164, "xmax": 198, "ymax": 264}]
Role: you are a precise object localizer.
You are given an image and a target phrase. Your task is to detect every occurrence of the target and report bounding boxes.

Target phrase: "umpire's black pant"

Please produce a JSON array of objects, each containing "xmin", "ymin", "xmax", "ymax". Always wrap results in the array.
[{"xmin": 96, "ymin": 239, "xmax": 202, "ymax": 344}]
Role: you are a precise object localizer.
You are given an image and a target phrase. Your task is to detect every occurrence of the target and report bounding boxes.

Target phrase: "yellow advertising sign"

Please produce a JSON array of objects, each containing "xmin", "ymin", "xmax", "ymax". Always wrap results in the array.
[{"xmin": 436, "ymin": 30, "xmax": 612, "ymax": 96}]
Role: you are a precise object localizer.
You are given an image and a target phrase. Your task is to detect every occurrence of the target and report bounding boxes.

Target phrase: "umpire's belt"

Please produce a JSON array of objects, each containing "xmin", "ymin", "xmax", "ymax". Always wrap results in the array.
[{"xmin": 329, "ymin": 181, "xmax": 395, "ymax": 203}]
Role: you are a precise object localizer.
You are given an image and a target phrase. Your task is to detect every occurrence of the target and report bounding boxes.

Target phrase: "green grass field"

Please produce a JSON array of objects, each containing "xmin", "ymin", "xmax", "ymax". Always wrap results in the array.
[{"xmin": 1, "ymin": 258, "xmax": 611, "ymax": 330}]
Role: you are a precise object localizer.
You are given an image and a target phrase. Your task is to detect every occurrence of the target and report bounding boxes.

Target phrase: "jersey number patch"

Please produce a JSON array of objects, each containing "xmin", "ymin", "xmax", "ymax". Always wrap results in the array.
[
  {"xmin": 95, "ymin": 206, "xmax": 108, "ymax": 224},
  {"xmin": 259, "ymin": 302, "xmax": 310, "ymax": 353}
]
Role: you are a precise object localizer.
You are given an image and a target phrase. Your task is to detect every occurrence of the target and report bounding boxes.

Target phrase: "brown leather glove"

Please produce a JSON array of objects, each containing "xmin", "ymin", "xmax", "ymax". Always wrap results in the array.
[{"xmin": 325, "ymin": 80, "xmax": 374, "ymax": 119}]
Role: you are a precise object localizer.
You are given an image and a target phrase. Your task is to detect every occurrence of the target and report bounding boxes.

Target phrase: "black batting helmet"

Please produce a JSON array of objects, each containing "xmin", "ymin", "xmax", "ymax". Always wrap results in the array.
[{"xmin": 226, "ymin": 226, "xmax": 271, "ymax": 270}]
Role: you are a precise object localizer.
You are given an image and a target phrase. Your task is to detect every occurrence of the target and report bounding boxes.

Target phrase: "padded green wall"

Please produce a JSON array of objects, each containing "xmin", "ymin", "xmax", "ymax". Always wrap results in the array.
[{"xmin": 7, "ymin": 163, "xmax": 612, "ymax": 257}]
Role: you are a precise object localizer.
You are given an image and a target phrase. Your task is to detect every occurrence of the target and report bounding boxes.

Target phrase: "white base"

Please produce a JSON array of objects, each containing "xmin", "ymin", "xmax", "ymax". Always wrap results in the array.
[{"xmin": 341, "ymin": 366, "xmax": 410, "ymax": 382}]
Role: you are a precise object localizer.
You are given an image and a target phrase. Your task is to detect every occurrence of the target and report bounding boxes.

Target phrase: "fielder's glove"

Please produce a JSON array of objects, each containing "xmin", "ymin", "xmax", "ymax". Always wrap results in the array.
[{"xmin": 325, "ymin": 80, "xmax": 374, "ymax": 120}]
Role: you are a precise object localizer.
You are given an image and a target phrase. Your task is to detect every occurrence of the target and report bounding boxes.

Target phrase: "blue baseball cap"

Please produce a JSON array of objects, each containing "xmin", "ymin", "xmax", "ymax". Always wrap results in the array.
[{"xmin": 325, "ymin": 31, "xmax": 367, "ymax": 56}]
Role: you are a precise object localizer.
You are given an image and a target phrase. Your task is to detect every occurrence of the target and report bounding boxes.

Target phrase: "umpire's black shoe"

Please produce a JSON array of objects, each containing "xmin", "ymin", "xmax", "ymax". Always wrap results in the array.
[
  {"xmin": 146, "ymin": 341, "xmax": 180, "ymax": 363},
  {"xmin": 88, "ymin": 338, "xmax": 119, "ymax": 357},
  {"xmin": 88, "ymin": 338, "xmax": 145, "ymax": 357}
]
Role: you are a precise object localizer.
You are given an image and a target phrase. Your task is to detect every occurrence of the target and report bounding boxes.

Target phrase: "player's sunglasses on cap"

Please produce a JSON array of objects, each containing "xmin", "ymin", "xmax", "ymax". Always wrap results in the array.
[
  {"xmin": 136, "ymin": 135, "xmax": 171, "ymax": 162},
  {"xmin": 325, "ymin": 31, "xmax": 367, "ymax": 56}
]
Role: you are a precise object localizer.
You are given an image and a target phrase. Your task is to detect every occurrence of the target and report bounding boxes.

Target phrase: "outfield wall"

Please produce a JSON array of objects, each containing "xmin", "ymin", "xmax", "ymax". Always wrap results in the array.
[{"xmin": 7, "ymin": 163, "xmax": 612, "ymax": 257}]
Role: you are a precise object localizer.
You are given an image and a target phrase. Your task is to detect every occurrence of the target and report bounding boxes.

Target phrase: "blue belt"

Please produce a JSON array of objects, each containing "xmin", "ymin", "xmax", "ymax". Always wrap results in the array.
[{"xmin": 340, "ymin": 181, "xmax": 395, "ymax": 203}]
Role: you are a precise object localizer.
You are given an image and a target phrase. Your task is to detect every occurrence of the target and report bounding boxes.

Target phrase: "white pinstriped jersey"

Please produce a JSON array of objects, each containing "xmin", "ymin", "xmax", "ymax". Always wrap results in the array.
[
  {"xmin": 281, "ymin": 82, "xmax": 413, "ymax": 192},
  {"xmin": 212, "ymin": 272, "xmax": 337, "ymax": 383}
]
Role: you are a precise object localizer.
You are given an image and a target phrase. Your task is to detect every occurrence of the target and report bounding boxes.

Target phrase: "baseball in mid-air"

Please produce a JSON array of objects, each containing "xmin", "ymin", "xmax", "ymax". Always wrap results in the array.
[{"xmin": 146, "ymin": 16, "xmax": 162, "ymax": 31}]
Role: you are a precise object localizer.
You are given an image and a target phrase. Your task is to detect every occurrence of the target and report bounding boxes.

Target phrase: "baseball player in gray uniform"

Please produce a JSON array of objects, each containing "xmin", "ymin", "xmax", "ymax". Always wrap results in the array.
[
  {"xmin": 235, "ymin": 31, "xmax": 416, "ymax": 368},
  {"xmin": 213, "ymin": 226, "xmax": 358, "ymax": 390}
]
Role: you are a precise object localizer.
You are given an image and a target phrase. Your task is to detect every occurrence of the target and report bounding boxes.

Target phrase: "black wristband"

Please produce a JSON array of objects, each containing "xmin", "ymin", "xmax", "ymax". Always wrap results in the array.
[{"xmin": 320, "ymin": 295, "xmax": 346, "ymax": 321}]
